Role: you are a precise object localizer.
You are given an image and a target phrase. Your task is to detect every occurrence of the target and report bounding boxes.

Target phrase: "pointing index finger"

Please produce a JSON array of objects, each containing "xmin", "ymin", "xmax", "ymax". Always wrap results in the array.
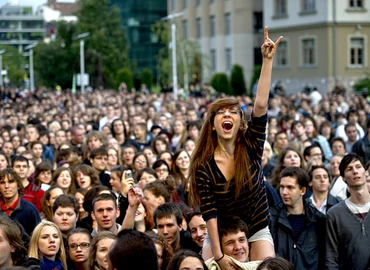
[{"xmin": 264, "ymin": 26, "xmax": 269, "ymax": 41}]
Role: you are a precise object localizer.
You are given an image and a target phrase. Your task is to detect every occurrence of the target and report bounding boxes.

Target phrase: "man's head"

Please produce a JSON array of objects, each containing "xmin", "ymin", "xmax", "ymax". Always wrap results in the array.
[
  {"xmin": 279, "ymin": 167, "xmax": 309, "ymax": 209},
  {"xmin": 218, "ymin": 216, "xmax": 249, "ymax": 262},
  {"xmin": 111, "ymin": 118, "xmax": 127, "ymax": 138},
  {"xmin": 187, "ymin": 211, "xmax": 207, "ymax": 248},
  {"xmin": 339, "ymin": 153, "xmax": 368, "ymax": 189},
  {"xmin": 30, "ymin": 141, "xmax": 43, "ymax": 159},
  {"xmin": 291, "ymin": 121, "xmax": 305, "ymax": 138},
  {"xmin": 107, "ymin": 229, "xmax": 158, "ymax": 270},
  {"xmin": 186, "ymin": 109, "xmax": 198, "ymax": 122},
  {"xmin": 89, "ymin": 147, "xmax": 108, "ymax": 172},
  {"xmin": 303, "ymin": 144, "xmax": 323, "ymax": 163},
  {"xmin": 0, "ymin": 168, "xmax": 23, "ymax": 201},
  {"xmin": 55, "ymin": 130, "xmax": 67, "ymax": 146},
  {"xmin": 86, "ymin": 131, "xmax": 107, "ymax": 151},
  {"xmin": 25, "ymin": 125, "xmax": 39, "ymax": 143},
  {"xmin": 187, "ymin": 122, "xmax": 200, "ymax": 141},
  {"xmin": 53, "ymin": 194, "xmax": 79, "ymax": 236},
  {"xmin": 153, "ymin": 203, "xmax": 182, "ymax": 247},
  {"xmin": 274, "ymin": 131, "xmax": 288, "ymax": 152},
  {"xmin": 347, "ymin": 109, "xmax": 359, "ymax": 123},
  {"xmin": 133, "ymin": 123, "xmax": 147, "ymax": 141},
  {"xmin": 344, "ymin": 122, "xmax": 358, "ymax": 143},
  {"xmin": 11, "ymin": 156, "xmax": 29, "ymax": 181},
  {"xmin": 309, "ymin": 165, "xmax": 331, "ymax": 194},
  {"xmin": 92, "ymin": 193, "xmax": 119, "ymax": 233},
  {"xmin": 71, "ymin": 125, "xmax": 85, "ymax": 145}
]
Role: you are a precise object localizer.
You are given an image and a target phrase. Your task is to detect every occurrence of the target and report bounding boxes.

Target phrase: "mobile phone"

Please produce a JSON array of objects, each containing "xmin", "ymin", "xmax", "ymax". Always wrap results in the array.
[{"xmin": 125, "ymin": 170, "xmax": 133, "ymax": 179}]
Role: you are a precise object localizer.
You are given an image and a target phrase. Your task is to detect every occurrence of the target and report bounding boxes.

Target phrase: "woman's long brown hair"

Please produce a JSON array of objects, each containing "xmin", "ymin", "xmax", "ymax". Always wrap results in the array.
[{"xmin": 188, "ymin": 98, "xmax": 251, "ymax": 208}]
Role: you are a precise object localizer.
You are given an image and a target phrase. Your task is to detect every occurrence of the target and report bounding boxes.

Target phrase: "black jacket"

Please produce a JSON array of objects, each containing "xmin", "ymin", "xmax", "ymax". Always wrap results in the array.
[
  {"xmin": 269, "ymin": 200, "xmax": 326, "ymax": 270},
  {"xmin": 9, "ymin": 197, "xmax": 41, "ymax": 236}
]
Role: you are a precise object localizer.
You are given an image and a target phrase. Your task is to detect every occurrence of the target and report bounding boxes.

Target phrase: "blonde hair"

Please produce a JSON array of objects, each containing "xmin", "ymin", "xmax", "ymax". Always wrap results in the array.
[
  {"xmin": 264, "ymin": 141, "xmax": 273, "ymax": 159},
  {"xmin": 28, "ymin": 221, "xmax": 67, "ymax": 270}
]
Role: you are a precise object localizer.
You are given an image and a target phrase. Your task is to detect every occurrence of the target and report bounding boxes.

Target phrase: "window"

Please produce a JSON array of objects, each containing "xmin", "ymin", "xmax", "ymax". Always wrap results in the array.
[
  {"xmin": 225, "ymin": 13, "xmax": 231, "ymax": 35},
  {"xmin": 211, "ymin": 49, "xmax": 216, "ymax": 71},
  {"xmin": 182, "ymin": 20, "xmax": 188, "ymax": 39},
  {"xmin": 183, "ymin": 0, "xmax": 187, "ymax": 8},
  {"xmin": 349, "ymin": 0, "xmax": 363, "ymax": 8},
  {"xmin": 210, "ymin": 16, "xmax": 215, "ymax": 37},
  {"xmin": 253, "ymin": 12, "xmax": 263, "ymax": 32},
  {"xmin": 276, "ymin": 40, "xmax": 288, "ymax": 66},
  {"xmin": 350, "ymin": 37, "xmax": 364, "ymax": 66},
  {"xmin": 225, "ymin": 48, "xmax": 232, "ymax": 71},
  {"xmin": 302, "ymin": 38, "xmax": 316, "ymax": 66},
  {"xmin": 301, "ymin": 0, "xmax": 315, "ymax": 12},
  {"xmin": 275, "ymin": 0, "xmax": 287, "ymax": 16},
  {"xmin": 171, "ymin": 0, "xmax": 175, "ymax": 10},
  {"xmin": 196, "ymin": 18, "xmax": 201, "ymax": 39}
]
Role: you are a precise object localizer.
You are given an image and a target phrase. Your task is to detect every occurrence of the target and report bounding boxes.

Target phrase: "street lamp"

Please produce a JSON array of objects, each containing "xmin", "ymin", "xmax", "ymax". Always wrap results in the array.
[
  {"xmin": 73, "ymin": 32, "xmax": 90, "ymax": 94},
  {"xmin": 24, "ymin": 43, "xmax": 38, "ymax": 93},
  {"xmin": 0, "ymin": 49, "xmax": 5, "ymax": 87},
  {"xmin": 162, "ymin": 12, "xmax": 184, "ymax": 101}
]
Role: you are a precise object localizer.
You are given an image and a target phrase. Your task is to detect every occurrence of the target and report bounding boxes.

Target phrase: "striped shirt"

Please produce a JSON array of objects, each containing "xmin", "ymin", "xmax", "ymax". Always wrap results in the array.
[{"xmin": 195, "ymin": 113, "xmax": 269, "ymax": 236}]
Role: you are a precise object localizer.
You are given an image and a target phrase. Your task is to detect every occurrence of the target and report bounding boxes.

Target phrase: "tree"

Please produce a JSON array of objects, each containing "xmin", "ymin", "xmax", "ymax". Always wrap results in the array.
[
  {"xmin": 116, "ymin": 68, "xmax": 134, "ymax": 90},
  {"xmin": 0, "ymin": 45, "xmax": 26, "ymax": 87},
  {"xmin": 231, "ymin": 64, "xmax": 247, "ymax": 95},
  {"xmin": 211, "ymin": 73, "xmax": 232, "ymax": 95},
  {"xmin": 250, "ymin": 65, "xmax": 262, "ymax": 97},
  {"xmin": 140, "ymin": 68, "xmax": 153, "ymax": 89},
  {"xmin": 34, "ymin": 21, "xmax": 79, "ymax": 89},
  {"xmin": 75, "ymin": 0, "xmax": 129, "ymax": 88},
  {"xmin": 354, "ymin": 76, "xmax": 370, "ymax": 95}
]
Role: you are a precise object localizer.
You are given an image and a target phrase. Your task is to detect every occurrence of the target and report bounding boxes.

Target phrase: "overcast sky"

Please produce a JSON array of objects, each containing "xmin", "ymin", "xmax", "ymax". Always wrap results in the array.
[{"xmin": 0, "ymin": 0, "xmax": 76, "ymax": 12}]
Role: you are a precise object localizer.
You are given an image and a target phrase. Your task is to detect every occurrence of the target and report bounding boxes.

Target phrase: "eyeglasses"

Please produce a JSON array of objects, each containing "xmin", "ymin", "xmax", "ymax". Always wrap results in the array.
[
  {"xmin": 68, "ymin": 242, "xmax": 90, "ymax": 250},
  {"xmin": 135, "ymin": 159, "xmax": 146, "ymax": 164}
]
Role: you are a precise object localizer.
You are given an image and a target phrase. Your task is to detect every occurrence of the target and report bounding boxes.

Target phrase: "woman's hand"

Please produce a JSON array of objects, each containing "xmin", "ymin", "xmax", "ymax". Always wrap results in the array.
[
  {"xmin": 261, "ymin": 26, "xmax": 283, "ymax": 59},
  {"xmin": 217, "ymin": 255, "xmax": 238, "ymax": 270},
  {"xmin": 127, "ymin": 186, "xmax": 142, "ymax": 207},
  {"xmin": 121, "ymin": 170, "xmax": 134, "ymax": 194}
]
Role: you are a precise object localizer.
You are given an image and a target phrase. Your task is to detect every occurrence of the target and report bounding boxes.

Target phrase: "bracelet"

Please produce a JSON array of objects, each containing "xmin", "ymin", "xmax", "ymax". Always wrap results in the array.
[{"xmin": 215, "ymin": 254, "xmax": 224, "ymax": 262}]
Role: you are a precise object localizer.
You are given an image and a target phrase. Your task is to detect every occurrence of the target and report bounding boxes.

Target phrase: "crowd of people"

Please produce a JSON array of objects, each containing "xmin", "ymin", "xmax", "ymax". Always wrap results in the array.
[{"xmin": 0, "ymin": 27, "xmax": 370, "ymax": 270}]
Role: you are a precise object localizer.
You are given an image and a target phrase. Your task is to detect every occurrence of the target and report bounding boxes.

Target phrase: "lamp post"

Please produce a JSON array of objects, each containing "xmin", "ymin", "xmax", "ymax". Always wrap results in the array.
[
  {"xmin": 73, "ymin": 32, "xmax": 90, "ymax": 94},
  {"xmin": 0, "ymin": 49, "xmax": 5, "ymax": 87},
  {"xmin": 24, "ymin": 43, "xmax": 37, "ymax": 93},
  {"xmin": 161, "ymin": 12, "xmax": 184, "ymax": 101}
]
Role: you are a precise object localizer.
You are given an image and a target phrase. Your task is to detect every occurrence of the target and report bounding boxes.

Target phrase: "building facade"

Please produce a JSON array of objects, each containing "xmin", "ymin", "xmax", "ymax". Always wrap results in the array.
[
  {"xmin": 110, "ymin": 0, "xmax": 167, "ymax": 80},
  {"xmin": 0, "ymin": 5, "xmax": 44, "ymax": 53},
  {"xmin": 264, "ymin": 0, "xmax": 370, "ymax": 94},
  {"xmin": 168, "ymin": 0, "xmax": 263, "ymax": 87}
]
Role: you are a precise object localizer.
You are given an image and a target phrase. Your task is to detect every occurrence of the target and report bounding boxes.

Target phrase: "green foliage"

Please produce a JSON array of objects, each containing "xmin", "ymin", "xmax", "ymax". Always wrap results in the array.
[
  {"xmin": 140, "ymin": 68, "xmax": 153, "ymax": 89},
  {"xmin": 75, "ymin": 0, "xmax": 129, "ymax": 88},
  {"xmin": 354, "ymin": 76, "xmax": 370, "ymax": 94},
  {"xmin": 250, "ymin": 65, "xmax": 262, "ymax": 96},
  {"xmin": 34, "ymin": 42, "xmax": 78, "ymax": 89},
  {"xmin": 230, "ymin": 64, "xmax": 247, "ymax": 96},
  {"xmin": 116, "ymin": 68, "xmax": 134, "ymax": 90},
  {"xmin": 211, "ymin": 73, "xmax": 232, "ymax": 95},
  {"xmin": 0, "ymin": 45, "xmax": 26, "ymax": 87},
  {"xmin": 34, "ymin": 21, "xmax": 79, "ymax": 89},
  {"xmin": 151, "ymin": 85, "xmax": 161, "ymax": 94}
]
